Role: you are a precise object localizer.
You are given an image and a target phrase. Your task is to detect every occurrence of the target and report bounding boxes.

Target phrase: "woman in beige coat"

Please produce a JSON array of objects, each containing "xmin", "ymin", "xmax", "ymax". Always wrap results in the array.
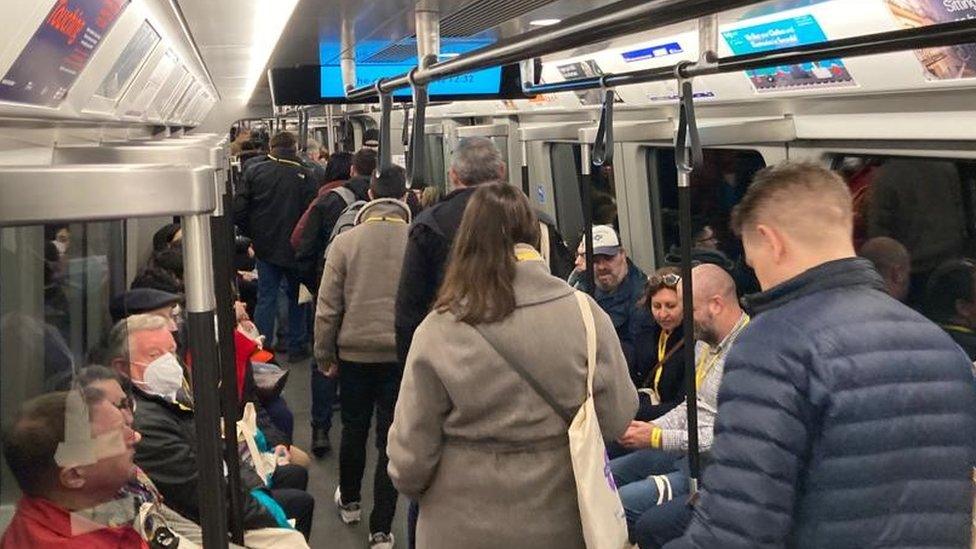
[{"xmin": 387, "ymin": 183, "xmax": 638, "ymax": 549}]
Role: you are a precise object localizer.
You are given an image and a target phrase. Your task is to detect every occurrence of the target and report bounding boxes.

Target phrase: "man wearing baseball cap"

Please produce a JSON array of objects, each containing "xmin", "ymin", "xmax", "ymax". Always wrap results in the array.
[{"xmin": 578, "ymin": 225, "xmax": 649, "ymax": 367}]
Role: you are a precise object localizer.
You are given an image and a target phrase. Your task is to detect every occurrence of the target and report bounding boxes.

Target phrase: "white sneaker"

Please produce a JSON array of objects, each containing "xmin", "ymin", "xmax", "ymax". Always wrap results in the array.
[
  {"xmin": 369, "ymin": 532, "xmax": 395, "ymax": 549},
  {"xmin": 334, "ymin": 487, "xmax": 362, "ymax": 524}
]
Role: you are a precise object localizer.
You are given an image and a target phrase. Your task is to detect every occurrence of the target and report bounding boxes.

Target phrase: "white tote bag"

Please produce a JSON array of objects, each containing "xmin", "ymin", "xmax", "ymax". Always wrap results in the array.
[{"xmin": 570, "ymin": 291, "xmax": 631, "ymax": 549}]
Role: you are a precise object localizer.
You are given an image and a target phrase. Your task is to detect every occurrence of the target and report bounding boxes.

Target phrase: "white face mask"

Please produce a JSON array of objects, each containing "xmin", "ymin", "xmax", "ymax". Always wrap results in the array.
[
  {"xmin": 136, "ymin": 353, "xmax": 184, "ymax": 401},
  {"xmin": 53, "ymin": 240, "xmax": 68, "ymax": 255}
]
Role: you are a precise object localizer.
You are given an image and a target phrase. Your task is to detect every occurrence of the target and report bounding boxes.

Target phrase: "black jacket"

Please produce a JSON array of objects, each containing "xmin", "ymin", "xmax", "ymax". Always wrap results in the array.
[
  {"xmin": 667, "ymin": 258, "xmax": 976, "ymax": 549},
  {"xmin": 234, "ymin": 155, "xmax": 317, "ymax": 269},
  {"xmin": 942, "ymin": 324, "xmax": 976, "ymax": 361},
  {"xmin": 632, "ymin": 323, "xmax": 686, "ymax": 421},
  {"xmin": 293, "ymin": 176, "xmax": 371, "ymax": 287},
  {"xmin": 131, "ymin": 389, "xmax": 278, "ymax": 530},
  {"xmin": 393, "ymin": 186, "xmax": 572, "ymax": 362}
]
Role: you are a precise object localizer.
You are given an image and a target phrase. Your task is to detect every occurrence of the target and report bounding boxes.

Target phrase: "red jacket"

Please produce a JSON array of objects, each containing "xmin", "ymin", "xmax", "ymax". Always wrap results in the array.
[{"xmin": 0, "ymin": 496, "xmax": 148, "ymax": 549}]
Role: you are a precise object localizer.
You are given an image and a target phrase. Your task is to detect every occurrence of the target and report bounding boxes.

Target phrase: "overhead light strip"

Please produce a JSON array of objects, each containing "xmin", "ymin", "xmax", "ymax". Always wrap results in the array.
[{"xmin": 243, "ymin": 0, "xmax": 301, "ymax": 103}]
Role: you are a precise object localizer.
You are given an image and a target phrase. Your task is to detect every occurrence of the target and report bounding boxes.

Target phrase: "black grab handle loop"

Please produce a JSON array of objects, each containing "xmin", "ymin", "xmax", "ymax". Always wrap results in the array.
[
  {"xmin": 674, "ymin": 64, "xmax": 703, "ymax": 174},
  {"xmin": 376, "ymin": 78, "xmax": 393, "ymax": 174},
  {"xmin": 592, "ymin": 77, "xmax": 615, "ymax": 167}
]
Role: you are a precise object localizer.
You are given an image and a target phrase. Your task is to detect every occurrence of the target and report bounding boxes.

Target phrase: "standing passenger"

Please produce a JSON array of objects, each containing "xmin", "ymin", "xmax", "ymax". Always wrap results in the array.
[
  {"xmin": 234, "ymin": 131, "xmax": 317, "ymax": 362},
  {"xmin": 314, "ymin": 166, "xmax": 412, "ymax": 549},
  {"xmin": 666, "ymin": 162, "xmax": 976, "ymax": 549},
  {"xmin": 924, "ymin": 258, "xmax": 976, "ymax": 360},
  {"xmin": 858, "ymin": 236, "xmax": 911, "ymax": 302},
  {"xmin": 387, "ymin": 184, "xmax": 637, "ymax": 549}
]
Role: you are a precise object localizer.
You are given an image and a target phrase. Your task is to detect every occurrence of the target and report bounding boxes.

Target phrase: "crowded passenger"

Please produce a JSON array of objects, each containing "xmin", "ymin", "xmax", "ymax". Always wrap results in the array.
[
  {"xmin": 1, "ymin": 388, "xmax": 146, "ymax": 548},
  {"xmin": 612, "ymin": 264, "xmax": 747, "ymax": 542},
  {"xmin": 387, "ymin": 183, "xmax": 637, "ymax": 549},
  {"xmin": 314, "ymin": 166, "xmax": 412, "ymax": 549},
  {"xmin": 667, "ymin": 162, "xmax": 976, "ymax": 548},
  {"xmin": 925, "ymin": 258, "xmax": 976, "ymax": 360},
  {"xmin": 235, "ymin": 130, "xmax": 318, "ymax": 362},
  {"xmin": 859, "ymin": 236, "xmax": 911, "ymax": 302},
  {"xmin": 104, "ymin": 315, "xmax": 316, "ymax": 540},
  {"xmin": 293, "ymin": 148, "xmax": 377, "ymax": 458}
]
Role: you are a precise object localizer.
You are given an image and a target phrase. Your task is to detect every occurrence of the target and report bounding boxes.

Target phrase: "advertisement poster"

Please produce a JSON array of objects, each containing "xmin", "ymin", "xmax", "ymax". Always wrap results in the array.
[
  {"xmin": 885, "ymin": 0, "xmax": 976, "ymax": 80},
  {"xmin": 722, "ymin": 14, "xmax": 856, "ymax": 92},
  {"xmin": 556, "ymin": 60, "xmax": 607, "ymax": 105},
  {"xmin": 0, "ymin": 0, "xmax": 128, "ymax": 107}
]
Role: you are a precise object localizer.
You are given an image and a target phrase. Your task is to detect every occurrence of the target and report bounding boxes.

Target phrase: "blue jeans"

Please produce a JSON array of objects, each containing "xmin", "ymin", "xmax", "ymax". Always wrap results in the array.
[
  {"xmin": 610, "ymin": 449, "xmax": 688, "ymax": 536},
  {"xmin": 311, "ymin": 367, "xmax": 337, "ymax": 431},
  {"xmin": 255, "ymin": 259, "xmax": 307, "ymax": 354},
  {"xmin": 635, "ymin": 498, "xmax": 694, "ymax": 549}
]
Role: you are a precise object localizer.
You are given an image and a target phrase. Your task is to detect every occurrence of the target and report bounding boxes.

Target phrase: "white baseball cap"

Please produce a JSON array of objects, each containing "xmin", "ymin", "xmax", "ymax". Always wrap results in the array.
[{"xmin": 591, "ymin": 225, "xmax": 621, "ymax": 256}]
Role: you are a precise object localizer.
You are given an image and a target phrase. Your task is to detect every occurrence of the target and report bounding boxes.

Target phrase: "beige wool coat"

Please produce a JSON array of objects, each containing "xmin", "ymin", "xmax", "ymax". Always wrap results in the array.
[{"xmin": 388, "ymin": 250, "xmax": 639, "ymax": 549}]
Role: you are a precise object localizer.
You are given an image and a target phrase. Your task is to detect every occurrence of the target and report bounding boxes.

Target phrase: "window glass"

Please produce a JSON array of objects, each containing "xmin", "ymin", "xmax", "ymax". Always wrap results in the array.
[
  {"xmin": 830, "ymin": 154, "xmax": 976, "ymax": 307},
  {"xmin": 647, "ymin": 148, "xmax": 765, "ymax": 294},
  {"xmin": 424, "ymin": 134, "xmax": 446, "ymax": 193},
  {"xmin": 96, "ymin": 21, "xmax": 160, "ymax": 101},
  {"xmin": 1, "ymin": 220, "xmax": 125, "ymax": 524},
  {"xmin": 549, "ymin": 143, "xmax": 619, "ymax": 250}
]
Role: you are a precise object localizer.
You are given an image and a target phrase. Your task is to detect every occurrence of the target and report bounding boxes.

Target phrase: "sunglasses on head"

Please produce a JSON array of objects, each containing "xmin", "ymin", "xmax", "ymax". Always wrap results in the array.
[{"xmin": 649, "ymin": 273, "xmax": 681, "ymax": 288}]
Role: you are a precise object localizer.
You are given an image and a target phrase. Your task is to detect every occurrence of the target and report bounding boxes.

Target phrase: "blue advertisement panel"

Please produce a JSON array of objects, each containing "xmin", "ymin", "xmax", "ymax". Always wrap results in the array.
[
  {"xmin": 0, "ymin": 0, "xmax": 128, "ymax": 107},
  {"xmin": 885, "ymin": 0, "xmax": 976, "ymax": 80},
  {"xmin": 722, "ymin": 14, "xmax": 855, "ymax": 92},
  {"xmin": 321, "ymin": 64, "xmax": 502, "ymax": 99}
]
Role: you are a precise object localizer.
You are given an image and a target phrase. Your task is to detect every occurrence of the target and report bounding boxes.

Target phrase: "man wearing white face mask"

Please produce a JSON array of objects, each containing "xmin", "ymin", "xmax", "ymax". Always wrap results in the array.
[{"xmin": 107, "ymin": 314, "xmax": 316, "ymax": 540}]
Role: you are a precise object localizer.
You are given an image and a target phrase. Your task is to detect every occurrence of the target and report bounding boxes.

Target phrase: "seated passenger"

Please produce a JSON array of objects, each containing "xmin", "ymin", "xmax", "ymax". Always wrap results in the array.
[
  {"xmin": 859, "ymin": 236, "xmax": 911, "ymax": 302},
  {"xmin": 924, "ymin": 258, "xmax": 976, "ymax": 360},
  {"xmin": 315, "ymin": 166, "xmax": 412, "ymax": 549},
  {"xmin": 631, "ymin": 267, "xmax": 686, "ymax": 420},
  {"xmin": 611, "ymin": 264, "xmax": 747, "ymax": 538},
  {"xmin": 387, "ymin": 183, "xmax": 637, "ymax": 549},
  {"xmin": 667, "ymin": 162, "xmax": 976, "ymax": 548},
  {"xmin": 104, "ymin": 315, "xmax": 316, "ymax": 540},
  {"xmin": 1, "ymin": 389, "xmax": 144, "ymax": 548},
  {"xmin": 109, "ymin": 288, "xmax": 182, "ymax": 328}
]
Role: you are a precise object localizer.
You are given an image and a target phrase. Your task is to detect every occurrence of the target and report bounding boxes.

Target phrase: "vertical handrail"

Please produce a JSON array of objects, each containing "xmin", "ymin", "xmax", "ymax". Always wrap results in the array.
[
  {"xmin": 579, "ymin": 145, "xmax": 595, "ymax": 292},
  {"xmin": 377, "ymin": 81, "xmax": 393, "ymax": 173},
  {"xmin": 673, "ymin": 62, "xmax": 704, "ymax": 495}
]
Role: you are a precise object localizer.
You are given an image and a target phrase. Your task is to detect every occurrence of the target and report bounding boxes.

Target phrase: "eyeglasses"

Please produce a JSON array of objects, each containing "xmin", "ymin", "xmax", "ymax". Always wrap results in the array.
[{"xmin": 649, "ymin": 273, "xmax": 681, "ymax": 288}]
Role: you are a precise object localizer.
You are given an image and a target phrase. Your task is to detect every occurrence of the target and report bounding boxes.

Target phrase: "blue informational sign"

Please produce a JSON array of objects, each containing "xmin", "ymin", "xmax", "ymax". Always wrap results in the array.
[
  {"xmin": 0, "ymin": 0, "xmax": 128, "ymax": 107},
  {"xmin": 722, "ymin": 14, "xmax": 855, "ymax": 91},
  {"xmin": 621, "ymin": 42, "xmax": 684, "ymax": 63},
  {"xmin": 320, "ymin": 64, "xmax": 502, "ymax": 99}
]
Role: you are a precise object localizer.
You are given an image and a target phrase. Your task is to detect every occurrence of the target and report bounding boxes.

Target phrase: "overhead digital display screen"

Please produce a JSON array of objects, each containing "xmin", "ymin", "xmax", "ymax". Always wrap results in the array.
[
  {"xmin": 320, "ymin": 64, "xmax": 503, "ymax": 100},
  {"xmin": 0, "ymin": 0, "xmax": 128, "ymax": 107},
  {"xmin": 722, "ymin": 14, "xmax": 855, "ymax": 92}
]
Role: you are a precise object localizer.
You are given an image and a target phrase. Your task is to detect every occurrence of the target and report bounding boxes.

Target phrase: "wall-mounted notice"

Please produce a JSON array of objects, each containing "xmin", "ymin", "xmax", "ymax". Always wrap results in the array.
[
  {"xmin": 0, "ymin": 0, "xmax": 128, "ymax": 107},
  {"xmin": 621, "ymin": 42, "xmax": 684, "ymax": 63},
  {"xmin": 885, "ymin": 0, "xmax": 976, "ymax": 80},
  {"xmin": 722, "ymin": 14, "xmax": 855, "ymax": 92}
]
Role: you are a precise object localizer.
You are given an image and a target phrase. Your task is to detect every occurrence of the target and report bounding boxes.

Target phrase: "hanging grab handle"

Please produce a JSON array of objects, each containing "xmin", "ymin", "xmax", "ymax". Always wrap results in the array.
[
  {"xmin": 377, "ymin": 79, "xmax": 393, "ymax": 173},
  {"xmin": 402, "ymin": 105, "xmax": 412, "ymax": 174},
  {"xmin": 408, "ymin": 66, "xmax": 430, "ymax": 188},
  {"xmin": 674, "ymin": 64, "xmax": 703, "ymax": 176},
  {"xmin": 591, "ymin": 77, "xmax": 615, "ymax": 167}
]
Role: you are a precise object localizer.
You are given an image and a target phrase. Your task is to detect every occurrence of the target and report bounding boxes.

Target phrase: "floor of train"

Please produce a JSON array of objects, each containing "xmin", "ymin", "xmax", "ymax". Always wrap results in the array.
[{"xmin": 282, "ymin": 356, "xmax": 410, "ymax": 548}]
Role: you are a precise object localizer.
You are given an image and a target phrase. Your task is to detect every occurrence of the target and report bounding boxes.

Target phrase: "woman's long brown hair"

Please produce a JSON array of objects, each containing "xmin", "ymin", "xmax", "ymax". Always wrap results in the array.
[{"xmin": 434, "ymin": 183, "xmax": 541, "ymax": 324}]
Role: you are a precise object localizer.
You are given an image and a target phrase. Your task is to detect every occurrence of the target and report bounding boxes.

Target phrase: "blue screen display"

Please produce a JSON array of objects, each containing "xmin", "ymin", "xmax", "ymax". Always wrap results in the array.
[{"xmin": 319, "ymin": 38, "xmax": 502, "ymax": 99}]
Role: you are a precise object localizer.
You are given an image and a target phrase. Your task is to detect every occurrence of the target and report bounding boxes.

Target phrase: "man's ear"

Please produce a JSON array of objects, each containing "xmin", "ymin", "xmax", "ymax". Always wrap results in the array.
[
  {"xmin": 756, "ymin": 223, "xmax": 786, "ymax": 264},
  {"xmin": 60, "ymin": 466, "xmax": 85, "ymax": 490}
]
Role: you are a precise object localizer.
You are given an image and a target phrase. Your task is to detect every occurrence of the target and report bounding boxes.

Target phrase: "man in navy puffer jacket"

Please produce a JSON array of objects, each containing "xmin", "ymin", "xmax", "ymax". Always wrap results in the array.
[{"xmin": 666, "ymin": 162, "xmax": 976, "ymax": 549}]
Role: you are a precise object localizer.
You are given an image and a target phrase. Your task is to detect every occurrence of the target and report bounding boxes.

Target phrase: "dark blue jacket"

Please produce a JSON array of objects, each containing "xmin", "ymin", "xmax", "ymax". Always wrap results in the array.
[
  {"xmin": 667, "ymin": 258, "xmax": 976, "ymax": 549},
  {"xmin": 591, "ymin": 259, "xmax": 648, "ymax": 368}
]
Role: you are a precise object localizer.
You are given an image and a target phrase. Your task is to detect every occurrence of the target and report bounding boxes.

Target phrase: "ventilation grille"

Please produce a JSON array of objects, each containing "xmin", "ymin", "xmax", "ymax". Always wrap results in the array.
[{"xmin": 439, "ymin": 0, "xmax": 558, "ymax": 38}]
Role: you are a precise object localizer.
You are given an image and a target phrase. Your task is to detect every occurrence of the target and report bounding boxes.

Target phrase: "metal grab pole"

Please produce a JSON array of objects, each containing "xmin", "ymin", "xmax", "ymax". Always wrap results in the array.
[
  {"xmin": 181, "ymin": 213, "xmax": 229, "ymax": 549},
  {"xmin": 520, "ymin": 140, "xmax": 530, "ymax": 196},
  {"xmin": 673, "ymin": 69, "xmax": 704, "ymax": 495},
  {"xmin": 580, "ymin": 145, "xmax": 595, "ymax": 293},
  {"xmin": 377, "ymin": 85, "xmax": 393, "ymax": 173},
  {"xmin": 212, "ymin": 167, "xmax": 244, "ymax": 544}
]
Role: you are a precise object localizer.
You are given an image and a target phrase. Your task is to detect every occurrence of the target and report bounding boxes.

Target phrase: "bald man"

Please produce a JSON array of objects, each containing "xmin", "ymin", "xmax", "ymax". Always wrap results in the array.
[
  {"xmin": 610, "ymin": 264, "xmax": 748, "ymax": 543},
  {"xmin": 859, "ymin": 236, "xmax": 910, "ymax": 302},
  {"xmin": 666, "ymin": 163, "xmax": 976, "ymax": 549}
]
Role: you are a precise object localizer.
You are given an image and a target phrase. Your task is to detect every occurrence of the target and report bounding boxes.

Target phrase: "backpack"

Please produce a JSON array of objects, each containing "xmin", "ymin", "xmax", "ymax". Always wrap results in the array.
[
  {"xmin": 290, "ymin": 185, "xmax": 356, "ymax": 252},
  {"xmin": 324, "ymin": 196, "xmax": 367, "ymax": 259}
]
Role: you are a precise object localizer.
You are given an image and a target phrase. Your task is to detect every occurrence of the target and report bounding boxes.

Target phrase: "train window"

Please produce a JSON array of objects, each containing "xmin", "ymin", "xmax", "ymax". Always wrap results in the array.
[
  {"xmin": 0, "ymin": 220, "xmax": 126, "ymax": 529},
  {"xmin": 549, "ymin": 143, "xmax": 620, "ymax": 250},
  {"xmin": 646, "ymin": 148, "xmax": 765, "ymax": 294},
  {"xmin": 829, "ymin": 154, "xmax": 976, "ymax": 306}
]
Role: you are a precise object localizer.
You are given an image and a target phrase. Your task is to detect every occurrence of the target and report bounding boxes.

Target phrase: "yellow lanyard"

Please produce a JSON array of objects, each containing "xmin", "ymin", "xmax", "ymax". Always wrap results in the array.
[
  {"xmin": 695, "ymin": 315, "xmax": 750, "ymax": 389},
  {"xmin": 653, "ymin": 331, "xmax": 670, "ymax": 397},
  {"xmin": 363, "ymin": 216, "xmax": 407, "ymax": 225},
  {"xmin": 267, "ymin": 154, "xmax": 303, "ymax": 168},
  {"xmin": 941, "ymin": 324, "xmax": 975, "ymax": 335},
  {"xmin": 515, "ymin": 248, "xmax": 543, "ymax": 262}
]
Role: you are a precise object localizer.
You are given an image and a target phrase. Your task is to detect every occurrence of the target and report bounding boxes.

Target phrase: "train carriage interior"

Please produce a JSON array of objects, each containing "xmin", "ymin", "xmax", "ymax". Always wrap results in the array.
[{"xmin": 0, "ymin": 0, "xmax": 975, "ymax": 547}]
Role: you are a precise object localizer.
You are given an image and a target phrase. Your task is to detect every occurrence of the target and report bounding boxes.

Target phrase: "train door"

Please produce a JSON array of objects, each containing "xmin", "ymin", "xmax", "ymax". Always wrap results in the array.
[
  {"xmin": 517, "ymin": 122, "xmax": 591, "ymax": 246},
  {"xmin": 616, "ymin": 117, "xmax": 793, "ymax": 278},
  {"xmin": 421, "ymin": 123, "xmax": 449, "ymax": 194}
]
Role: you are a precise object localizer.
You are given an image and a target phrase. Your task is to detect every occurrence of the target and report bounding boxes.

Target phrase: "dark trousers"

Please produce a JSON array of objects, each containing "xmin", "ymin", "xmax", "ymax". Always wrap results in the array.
[
  {"xmin": 255, "ymin": 259, "xmax": 307, "ymax": 355},
  {"xmin": 634, "ymin": 498, "xmax": 693, "ymax": 549},
  {"xmin": 407, "ymin": 501, "xmax": 419, "ymax": 549},
  {"xmin": 262, "ymin": 395, "xmax": 294, "ymax": 442},
  {"xmin": 311, "ymin": 367, "xmax": 337, "ymax": 431},
  {"xmin": 338, "ymin": 360, "xmax": 401, "ymax": 534},
  {"xmin": 270, "ymin": 464, "xmax": 315, "ymax": 540}
]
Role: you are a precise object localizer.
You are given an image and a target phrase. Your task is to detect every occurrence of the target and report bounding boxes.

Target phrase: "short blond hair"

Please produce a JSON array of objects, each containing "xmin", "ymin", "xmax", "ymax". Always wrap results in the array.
[{"xmin": 731, "ymin": 162, "xmax": 853, "ymax": 244}]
